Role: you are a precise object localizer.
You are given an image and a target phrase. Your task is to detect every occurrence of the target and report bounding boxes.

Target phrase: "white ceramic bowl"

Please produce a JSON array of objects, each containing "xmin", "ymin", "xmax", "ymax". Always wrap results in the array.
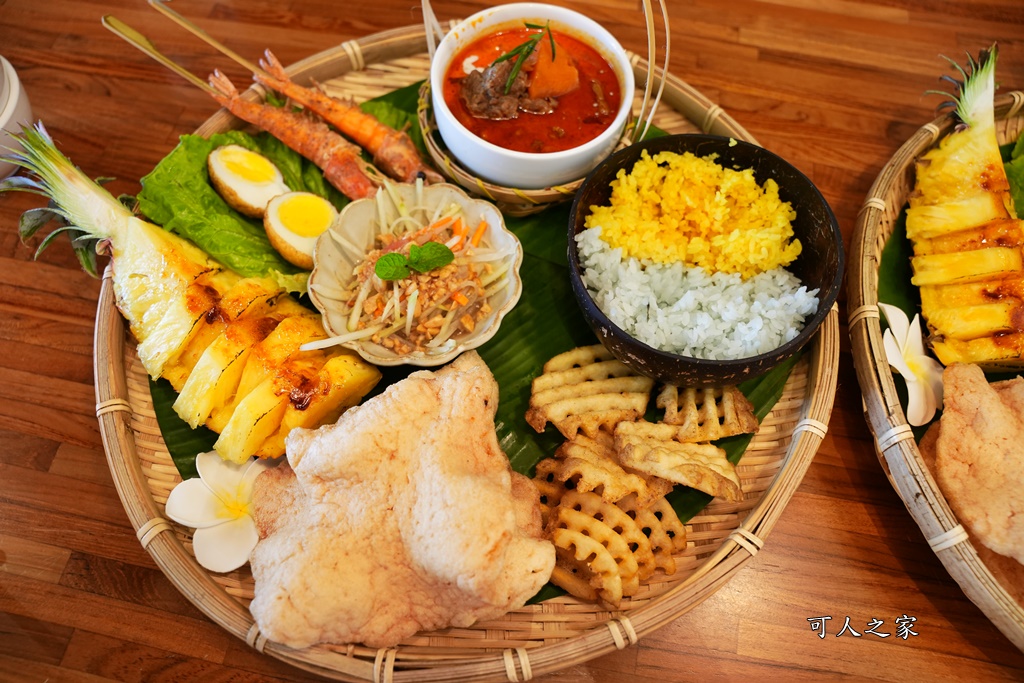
[
  {"xmin": 308, "ymin": 182, "xmax": 524, "ymax": 366},
  {"xmin": 0, "ymin": 56, "xmax": 34, "ymax": 179},
  {"xmin": 429, "ymin": 3, "xmax": 634, "ymax": 190}
]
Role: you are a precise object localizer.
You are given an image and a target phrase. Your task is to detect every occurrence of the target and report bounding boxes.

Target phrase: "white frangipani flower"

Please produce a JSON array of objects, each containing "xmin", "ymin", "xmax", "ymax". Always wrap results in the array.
[
  {"xmin": 879, "ymin": 303, "xmax": 944, "ymax": 426},
  {"xmin": 165, "ymin": 451, "xmax": 274, "ymax": 573}
]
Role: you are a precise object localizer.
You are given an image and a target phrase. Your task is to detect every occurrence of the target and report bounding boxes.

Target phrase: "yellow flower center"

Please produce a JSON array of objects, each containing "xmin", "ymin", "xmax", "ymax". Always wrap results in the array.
[
  {"xmin": 906, "ymin": 354, "xmax": 926, "ymax": 381},
  {"xmin": 216, "ymin": 483, "xmax": 252, "ymax": 520}
]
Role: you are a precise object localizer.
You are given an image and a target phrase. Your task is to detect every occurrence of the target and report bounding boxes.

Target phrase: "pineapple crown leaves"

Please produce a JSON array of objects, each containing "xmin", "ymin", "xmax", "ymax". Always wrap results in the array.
[
  {"xmin": 0, "ymin": 122, "xmax": 128, "ymax": 277},
  {"xmin": 924, "ymin": 43, "xmax": 998, "ymax": 130},
  {"xmin": 13, "ymin": 199, "xmax": 102, "ymax": 277}
]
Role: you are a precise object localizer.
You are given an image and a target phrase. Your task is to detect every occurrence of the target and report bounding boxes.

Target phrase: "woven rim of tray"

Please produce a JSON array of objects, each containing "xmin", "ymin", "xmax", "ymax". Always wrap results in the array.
[
  {"xmin": 848, "ymin": 90, "xmax": 1024, "ymax": 650},
  {"xmin": 93, "ymin": 24, "xmax": 841, "ymax": 682}
]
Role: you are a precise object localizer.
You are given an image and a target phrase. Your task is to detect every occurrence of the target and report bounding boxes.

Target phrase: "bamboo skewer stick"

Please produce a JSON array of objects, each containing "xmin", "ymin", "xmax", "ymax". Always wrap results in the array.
[
  {"xmin": 101, "ymin": 15, "xmax": 217, "ymax": 94},
  {"xmin": 147, "ymin": 0, "xmax": 268, "ymax": 78}
]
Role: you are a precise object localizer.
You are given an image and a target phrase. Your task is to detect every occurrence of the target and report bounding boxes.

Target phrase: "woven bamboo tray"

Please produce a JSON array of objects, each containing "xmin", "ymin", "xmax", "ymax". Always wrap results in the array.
[
  {"xmin": 849, "ymin": 90, "xmax": 1024, "ymax": 651},
  {"xmin": 94, "ymin": 24, "xmax": 841, "ymax": 682}
]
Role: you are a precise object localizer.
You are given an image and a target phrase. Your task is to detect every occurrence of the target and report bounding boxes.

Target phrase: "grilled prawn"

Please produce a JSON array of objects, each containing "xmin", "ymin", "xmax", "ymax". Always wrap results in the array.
[
  {"xmin": 256, "ymin": 50, "xmax": 443, "ymax": 185},
  {"xmin": 2, "ymin": 124, "xmax": 380, "ymax": 463},
  {"xmin": 208, "ymin": 70, "xmax": 384, "ymax": 201}
]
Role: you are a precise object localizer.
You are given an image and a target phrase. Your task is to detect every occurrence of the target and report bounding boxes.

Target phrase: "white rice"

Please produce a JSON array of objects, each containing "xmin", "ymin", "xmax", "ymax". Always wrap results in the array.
[{"xmin": 576, "ymin": 227, "xmax": 820, "ymax": 361}]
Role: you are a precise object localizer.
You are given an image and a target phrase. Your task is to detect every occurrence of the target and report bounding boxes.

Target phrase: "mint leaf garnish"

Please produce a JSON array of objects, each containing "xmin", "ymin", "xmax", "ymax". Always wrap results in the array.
[
  {"xmin": 408, "ymin": 241, "xmax": 455, "ymax": 273},
  {"xmin": 374, "ymin": 241, "xmax": 454, "ymax": 281},
  {"xmin": 375, "ymin": 252, "xmax": 410, "ymax": 280}
]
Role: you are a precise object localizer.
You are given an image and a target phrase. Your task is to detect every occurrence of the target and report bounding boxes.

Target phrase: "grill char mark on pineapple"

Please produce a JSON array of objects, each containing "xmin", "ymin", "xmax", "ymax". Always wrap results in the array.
[
  {"xmin": 0, "ymin": 124, "xmax": 383, "ymax": 464},
  {"xmin": 905, "ymin": 44, "xmax": 1024, "ymax": 370}
]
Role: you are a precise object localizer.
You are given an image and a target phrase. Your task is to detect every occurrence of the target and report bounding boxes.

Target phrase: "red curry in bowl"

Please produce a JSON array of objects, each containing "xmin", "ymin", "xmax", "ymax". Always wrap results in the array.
[{"xmin": 441, "ymin": 25, "xmax": 623, "ymax": 154}]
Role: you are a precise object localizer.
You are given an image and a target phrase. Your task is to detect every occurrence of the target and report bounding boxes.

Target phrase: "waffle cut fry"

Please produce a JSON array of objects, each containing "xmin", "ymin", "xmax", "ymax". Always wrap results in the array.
[
  {"xmin": 561, "ymin": 489, "xmax": 657, "ymax": 580},
  {"xmin": 616, "ymin": 493, "xmax": 688, "ymax": 574},
  {"xmin": 526, "ymin": 344, "xmax": 654, "ymax": 438},
  {"xmin": 546, "ymin": 489, "xmax": 689, "ymax": 606},
  {"xmin": 556, "ymin": 432, "xmax": 674, "ymax": 505},
  {"xmin": 656, "ymin": 384, "xmax": 759, "ymax": 442},
  {"xmin": 615, "ymin": 420, "xmax": 743, "ymax": 502},
  {"xmin": 548, "ymin": 505, "xmax": 640, "ymax": 607},
  {"xmin": 549, "ymin": 530, "xmax": 621, "ymax": 606},
  {"xmin": 532, "ymin": 457, "xmax": 568, "ymax": 524}
]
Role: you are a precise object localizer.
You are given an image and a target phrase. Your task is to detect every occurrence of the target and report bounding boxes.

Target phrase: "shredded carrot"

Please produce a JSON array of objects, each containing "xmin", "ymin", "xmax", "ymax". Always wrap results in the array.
[
  {"xmin": 451, "ymin": 217, "xmax": 467, "ymax": 250},
  {"xmin": 431, "ymin": 215, "xmax": 456, "ymax": 232},
  {"xmin": 470, "ymin": 219, "xmax": 488, "ymax": 247},
  {"xmin": 452, "ymin": 291, "xmax": 469, "ymax": 306}
]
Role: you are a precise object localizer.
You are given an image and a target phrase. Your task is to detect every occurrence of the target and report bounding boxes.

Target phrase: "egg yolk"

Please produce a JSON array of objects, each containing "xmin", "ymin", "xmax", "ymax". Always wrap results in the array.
[
  {"xmin": 277, "ymin": 194, "xmax": 335, "ymax": 237},
  {"xmin": 221, "ymin": 147, "xmax": 279, "ymax": 183}
]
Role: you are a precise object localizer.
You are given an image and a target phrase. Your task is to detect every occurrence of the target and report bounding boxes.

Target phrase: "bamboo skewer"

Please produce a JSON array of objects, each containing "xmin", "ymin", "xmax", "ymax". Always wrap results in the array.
[
  {"xmin": 147, "ymin": 0, "xmax": 269, "ymax": 78},
  {"xmin": 101, "ymin": 15, "xmax": 216, "ymax": 94}
]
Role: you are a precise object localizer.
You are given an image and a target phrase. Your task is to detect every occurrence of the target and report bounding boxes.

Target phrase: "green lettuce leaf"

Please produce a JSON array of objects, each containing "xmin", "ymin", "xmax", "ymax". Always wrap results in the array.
[{"xmin": 136, "ymin": 130, "xmax": 353, "ymax": 293}]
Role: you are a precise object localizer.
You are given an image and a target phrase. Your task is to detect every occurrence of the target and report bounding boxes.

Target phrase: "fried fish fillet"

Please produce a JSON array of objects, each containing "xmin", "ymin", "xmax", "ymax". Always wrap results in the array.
[
  {"xmin": 931, "ymin": 362, "xmax": 1024, "ymax": 564},
  {"xmin": 249, "ymin": 352, "xmax": 555, "ymax": 648}
]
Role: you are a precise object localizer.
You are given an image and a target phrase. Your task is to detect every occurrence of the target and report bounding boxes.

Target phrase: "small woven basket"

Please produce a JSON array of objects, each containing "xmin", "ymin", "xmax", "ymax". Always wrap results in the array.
[
  {"xmin": 416, "ymin": 56, "xmax": 749, "ymax": 217},
  {"xmin": 94, "ymin": 24, "xmax": 841, "ymax": 682},
  {"xmin": 414, "ymin": 0, "xmax": 677, "ymax": 217},
  {"xmin": 848, "ymin": 90, "xmax": 1024, "ymax": 651}
]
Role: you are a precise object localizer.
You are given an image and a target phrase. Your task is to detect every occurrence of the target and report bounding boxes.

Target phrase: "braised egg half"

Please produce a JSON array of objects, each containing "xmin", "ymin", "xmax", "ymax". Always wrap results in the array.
[
  {"xmin": 264, "ymin": 191, "xmax": 339, "ymax": 270},
  {"xmin": 208, "ymin": 144, "xmax": 290, "ymax": 218}
]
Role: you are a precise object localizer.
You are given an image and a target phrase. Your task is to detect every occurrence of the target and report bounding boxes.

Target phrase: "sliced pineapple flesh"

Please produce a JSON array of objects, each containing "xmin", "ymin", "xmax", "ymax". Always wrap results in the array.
[
  {"xmin": 3, "ymin": 124, "xmax": 382, "ymax": 465},
  {"xmin": 253, "ymin": 353, "xmax": 382, "ymax": 460},
  {"xmin": 161, "ymin": 278, "xmax": 285, "ymax": 390},
  {"xmin": 906, "ymin": 195, "xmax": 1014, "ymax": 241},
  {"xmin": 911, "ymin": 218, "xmax": 1024, "ymax": 256},
  {"xmin": 932, "ymin": 333, "xmax": 1024, "ymax": 368},
  {"xmin": 905, "ymin": 45, "xmax": 1024, "ymax": 369},
  {"xmin": 113, "ymin": 217, "xmax": 225, "ymax": 344},
  {"xmin": 173, "ymin": 315, "xmax": 282, "ymax": 428},
  {"xmin": 137, "ymin": 269, "xmax": 241, "ymax": 379},
  {"xmin": 911, "ymin": 247, "xmax": 1023, "ymax": 286},
  {"xmin": 909, "ymin": 118, "xmax": 1011, "ymax": 209},
  {"xmin": 924, "ymin": 302, "xmax": 1021, "ymax": 341},
  {"xmin": 214, "ymin": 377, "xmax": 291, "ymax": 464}
]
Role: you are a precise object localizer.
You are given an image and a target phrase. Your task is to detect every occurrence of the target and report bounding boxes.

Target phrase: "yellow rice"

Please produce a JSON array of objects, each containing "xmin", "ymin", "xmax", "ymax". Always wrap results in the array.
[{"xmin": 584, "ymin": 149, "xmax": 801, "ymax": 279}]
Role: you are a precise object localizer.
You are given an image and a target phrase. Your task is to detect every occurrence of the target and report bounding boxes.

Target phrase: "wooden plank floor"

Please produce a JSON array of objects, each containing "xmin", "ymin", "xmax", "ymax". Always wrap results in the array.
[{"xmin": 1, "ymin": 0, "xmax": 1024, "ymax": 680}]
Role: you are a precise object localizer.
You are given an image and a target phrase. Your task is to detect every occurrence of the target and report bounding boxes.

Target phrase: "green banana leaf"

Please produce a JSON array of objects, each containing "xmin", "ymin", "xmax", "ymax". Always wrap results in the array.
[{"xmin": 149, "ymin": 82, "xmax": 799, "ymax": 521}]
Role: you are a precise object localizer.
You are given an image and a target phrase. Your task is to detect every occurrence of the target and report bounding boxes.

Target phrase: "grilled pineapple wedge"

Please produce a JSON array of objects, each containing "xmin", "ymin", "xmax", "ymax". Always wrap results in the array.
[
  {"xmin": 2, "ymin": 123, "xmax": 381, "ymax": 462},
  {"xmin": 906, "ymin": 45, "xmax": 1022, "ymax": 369}
]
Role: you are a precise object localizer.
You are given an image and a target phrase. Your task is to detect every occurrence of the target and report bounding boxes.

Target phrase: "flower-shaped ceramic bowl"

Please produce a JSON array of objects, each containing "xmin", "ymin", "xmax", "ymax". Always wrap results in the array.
[{"xmin": 308, "ymin": 182, "xmax": 524, "ymax": 366}]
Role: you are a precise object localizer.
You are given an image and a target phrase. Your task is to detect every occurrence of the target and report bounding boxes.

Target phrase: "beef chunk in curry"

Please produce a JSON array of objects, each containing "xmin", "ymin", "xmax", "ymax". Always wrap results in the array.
[{"xmin": 460, "ymin": 58, "xmax": 557, "ymax": 120}]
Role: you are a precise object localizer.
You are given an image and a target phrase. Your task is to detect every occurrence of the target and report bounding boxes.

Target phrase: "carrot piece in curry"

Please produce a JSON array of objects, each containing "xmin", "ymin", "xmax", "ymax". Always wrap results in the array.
[{"xmin": 528, "ymin": 38, "xmax": 579, "ymax": 99}]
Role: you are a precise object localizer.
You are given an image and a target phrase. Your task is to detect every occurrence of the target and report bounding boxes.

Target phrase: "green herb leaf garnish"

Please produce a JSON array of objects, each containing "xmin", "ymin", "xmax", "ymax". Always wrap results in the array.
[
  {"xmin": 374, "ymin": 241, "xmax": 455, "ymax": 281},
  {"xmin": 491, "ymin": 21, "xmax": 555, "ymax": 95},
  {"xmin": 375, "ymin": 252, "xmax": 410, "ymax": 280},
  {"xmin": 408, "ymin": 241, "xmax": 455, "ymax": 272}
]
